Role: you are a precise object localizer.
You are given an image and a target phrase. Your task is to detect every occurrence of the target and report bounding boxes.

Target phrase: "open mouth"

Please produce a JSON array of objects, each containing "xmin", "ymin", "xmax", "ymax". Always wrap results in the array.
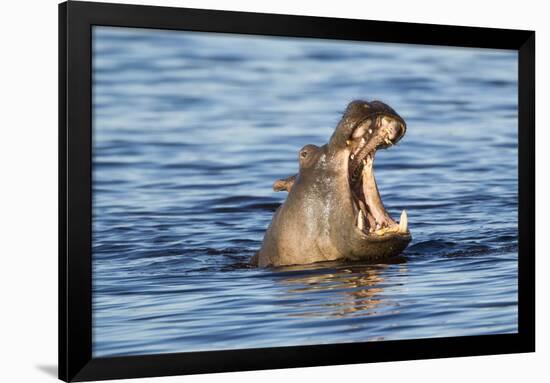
[{"xmin": 347, "ymin": 114, "xmax": 409, "ymax": 237}]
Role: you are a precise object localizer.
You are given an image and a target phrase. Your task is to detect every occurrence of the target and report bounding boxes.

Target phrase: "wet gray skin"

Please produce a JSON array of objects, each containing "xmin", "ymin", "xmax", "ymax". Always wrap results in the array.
[{"xmin": 253, "ymin": 100, "xmax": 411, "ymax": 267}]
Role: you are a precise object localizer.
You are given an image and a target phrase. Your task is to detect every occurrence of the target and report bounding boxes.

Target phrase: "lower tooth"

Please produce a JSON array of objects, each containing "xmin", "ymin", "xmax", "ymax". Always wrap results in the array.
[
  {"xmin": 357, "ymin": 211, "xmax": 365, "ymax": 230},
  {"xmin": 399, "ymin": 210, "xmax": 408, "ymax": 233}
]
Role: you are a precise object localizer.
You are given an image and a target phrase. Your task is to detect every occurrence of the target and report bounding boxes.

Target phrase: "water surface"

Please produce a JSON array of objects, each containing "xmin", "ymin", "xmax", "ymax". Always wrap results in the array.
[{"xmin": 92, "ymin": 27, "xmax": 518, "ymax": 357}]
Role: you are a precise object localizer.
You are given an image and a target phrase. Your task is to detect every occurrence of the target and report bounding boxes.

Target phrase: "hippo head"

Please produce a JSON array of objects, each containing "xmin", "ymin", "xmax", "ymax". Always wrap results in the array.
[{"xmin": 256, "ymin": 100, "xmax": 411, "ymax": 267}]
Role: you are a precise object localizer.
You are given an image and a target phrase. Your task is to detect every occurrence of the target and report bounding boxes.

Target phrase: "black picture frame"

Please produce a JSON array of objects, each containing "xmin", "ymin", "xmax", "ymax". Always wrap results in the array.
[{"xmin": 59, "ymin": 1, "xmax": 535, "ymax": 381}]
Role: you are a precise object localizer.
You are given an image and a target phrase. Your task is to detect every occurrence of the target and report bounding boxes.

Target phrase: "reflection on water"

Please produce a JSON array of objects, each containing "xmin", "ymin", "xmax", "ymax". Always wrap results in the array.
[
  {"xmin": 92, "ymin": 26, "xmax": 518, "ymax": 357},
  {"xmin": 278, "ymin": 260, "xmax": 405, "ymax": 318}
]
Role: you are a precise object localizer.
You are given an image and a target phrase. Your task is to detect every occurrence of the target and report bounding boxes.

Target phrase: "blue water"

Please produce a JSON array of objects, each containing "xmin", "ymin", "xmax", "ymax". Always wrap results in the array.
[{"xmin": 91, "ymin": 26, "xmax": 518, "ymax": 357}]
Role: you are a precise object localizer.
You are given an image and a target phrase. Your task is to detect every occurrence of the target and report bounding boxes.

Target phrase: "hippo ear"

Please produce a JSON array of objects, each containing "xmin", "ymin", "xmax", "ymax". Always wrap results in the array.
[{"xmin": 273, "ymin": 174, "xmax": 297, "ymax": 192}]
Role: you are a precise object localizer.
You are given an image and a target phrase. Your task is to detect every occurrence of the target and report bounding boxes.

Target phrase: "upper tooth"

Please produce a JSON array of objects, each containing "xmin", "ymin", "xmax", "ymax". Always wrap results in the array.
[
  {"xmin": 350, "ymin": 153, "xmax": 355, "ymax": 160},
  {"xmin": 399, "ymin": 210, "xmax": 408, "ymax": 233},
  {"xmin": 385, "ymin": 138, "xmax": 393, "ymax": 145}
]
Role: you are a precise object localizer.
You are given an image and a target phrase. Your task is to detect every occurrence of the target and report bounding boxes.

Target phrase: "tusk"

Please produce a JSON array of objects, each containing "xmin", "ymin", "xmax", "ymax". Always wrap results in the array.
[{"xmin": 399, "ymin": 210, "xmax": 408, "ymax": 233}]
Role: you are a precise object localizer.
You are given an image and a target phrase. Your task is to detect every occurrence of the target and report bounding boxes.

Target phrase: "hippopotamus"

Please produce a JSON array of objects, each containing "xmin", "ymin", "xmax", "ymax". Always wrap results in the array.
[{"xmin": 252, "ymin": 100, "xmax": 411, "ymax": 267}]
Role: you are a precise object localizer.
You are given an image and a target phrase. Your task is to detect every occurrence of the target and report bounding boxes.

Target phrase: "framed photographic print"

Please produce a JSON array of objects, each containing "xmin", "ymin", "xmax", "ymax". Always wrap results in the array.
[{"xmin": 59, "ymin": 1, "xmax": 535, "ymax": 381}]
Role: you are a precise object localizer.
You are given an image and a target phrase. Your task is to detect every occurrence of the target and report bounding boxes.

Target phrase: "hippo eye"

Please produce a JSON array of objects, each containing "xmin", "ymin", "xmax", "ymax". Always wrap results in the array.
[{"xmin": 300, "ymin": 150, "xmax": 308, "ymax": 158}]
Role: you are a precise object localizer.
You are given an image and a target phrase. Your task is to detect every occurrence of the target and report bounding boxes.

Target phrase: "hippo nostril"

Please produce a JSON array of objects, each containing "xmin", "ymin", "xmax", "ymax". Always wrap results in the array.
[{"xmin": 381, "ymin": 118, "xmax": 404, "ymax": 143}]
